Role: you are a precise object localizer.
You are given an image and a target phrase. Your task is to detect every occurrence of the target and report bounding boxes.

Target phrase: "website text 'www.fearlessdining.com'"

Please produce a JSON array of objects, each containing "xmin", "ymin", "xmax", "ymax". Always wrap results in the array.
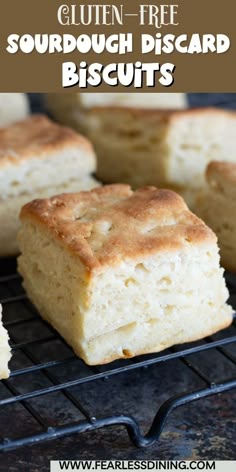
[{"xmin": 50, "ymin": 461, "xmax": 236, "ymax": 472}]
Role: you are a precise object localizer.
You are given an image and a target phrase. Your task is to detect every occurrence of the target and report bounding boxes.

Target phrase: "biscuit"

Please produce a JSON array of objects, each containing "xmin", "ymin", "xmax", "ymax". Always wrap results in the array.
[
  {"xmin": 0, "ymin": 93, "xmax": 29, "ymax": 127},
  {"xmin": 18, "ymin": 185, "xmax": 232, "ymax": 365},
  {"xmin": 45, "ymin": 93, "xmax": 187, "ymax": 135},
  {"xmin": 60, "ymin": 106, "xmax": 236, "ymax": 208},
  {"xmin": 0, "ymin": 114, "xmax": 96, "ymax": 198},
  {"xmin": 197, "ymin": 161, "xmax": 236, "ymax": 272},
  {"xmin": 0, "ymin": 304, "xmax": 11, "ymax": 379},
  {"xmin": 0, "ymin": 114, "xmax": 99, "ymax": 255}
]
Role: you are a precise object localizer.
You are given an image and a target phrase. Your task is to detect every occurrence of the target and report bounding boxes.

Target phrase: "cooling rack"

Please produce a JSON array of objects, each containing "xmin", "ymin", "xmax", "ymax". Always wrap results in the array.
[{"xmin": 0, "ymin": 258, "xmax": 236, "ymax": 452}]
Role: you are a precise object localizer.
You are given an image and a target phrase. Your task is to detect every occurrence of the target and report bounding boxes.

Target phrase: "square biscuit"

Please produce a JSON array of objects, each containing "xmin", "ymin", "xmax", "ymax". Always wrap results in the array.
[
  {"xmin": 67, "ymin": 107, "xmax": 236, "ymax": 207},
  {"xmin": 197, "ymin": 161, "xmax": 236, "ymax": 272},
  {"xmin": 46, "ymin": 92, "xmax": 187, "ymax": 135},
  {"xmin": 0, "ymin": 114, "xmax": 96, "ymax": 199},
  {"xmin": 0, "ymin": 114, "xmax": 99, "ymax": 255},
  {"xmin": 18, "ymin": 185, "xmax": 233, "ymax": 365},
  {"xmin": 0, "ymin": 304, "xmax": 11, "ymax": 379}
]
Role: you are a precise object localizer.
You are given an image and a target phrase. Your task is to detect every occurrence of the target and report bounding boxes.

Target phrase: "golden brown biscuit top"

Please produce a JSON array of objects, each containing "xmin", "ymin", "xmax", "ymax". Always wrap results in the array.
[
  {"xmin": 0, "ymin": 114, "xmax": 92, "ymax": 167},
  {"xmin": 20, "ymin": 185, "xmax": 215, "ymax": 273}
]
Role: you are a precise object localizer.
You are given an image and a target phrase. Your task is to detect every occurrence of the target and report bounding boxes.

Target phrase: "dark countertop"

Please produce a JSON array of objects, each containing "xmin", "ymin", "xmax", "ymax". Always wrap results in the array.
[{"xmin": 1, "ymin": 94, "xmax": 236, "ymax": 470}]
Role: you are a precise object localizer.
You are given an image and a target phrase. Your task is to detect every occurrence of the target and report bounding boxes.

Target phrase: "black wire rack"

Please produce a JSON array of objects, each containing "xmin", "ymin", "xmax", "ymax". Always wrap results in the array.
[{"xmin": 0, "ymin": 258, "xmax": 236, "ymax": 453}]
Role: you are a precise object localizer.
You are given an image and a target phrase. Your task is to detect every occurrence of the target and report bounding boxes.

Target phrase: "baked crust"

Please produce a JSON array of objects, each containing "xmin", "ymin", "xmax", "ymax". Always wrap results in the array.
[
  {"xmin": 20, "ymin": 185, "xmax": 215, "ymax": 273},
  {"xmin": 0, "ymin": 114, "xmax": 93, "ymax": 168}
]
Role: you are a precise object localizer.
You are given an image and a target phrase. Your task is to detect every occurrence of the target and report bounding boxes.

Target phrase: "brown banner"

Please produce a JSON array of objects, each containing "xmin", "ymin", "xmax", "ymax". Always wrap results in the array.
[{"xmin": 0, "ymin": 0, "xmax": 235, "ymax": 91}]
